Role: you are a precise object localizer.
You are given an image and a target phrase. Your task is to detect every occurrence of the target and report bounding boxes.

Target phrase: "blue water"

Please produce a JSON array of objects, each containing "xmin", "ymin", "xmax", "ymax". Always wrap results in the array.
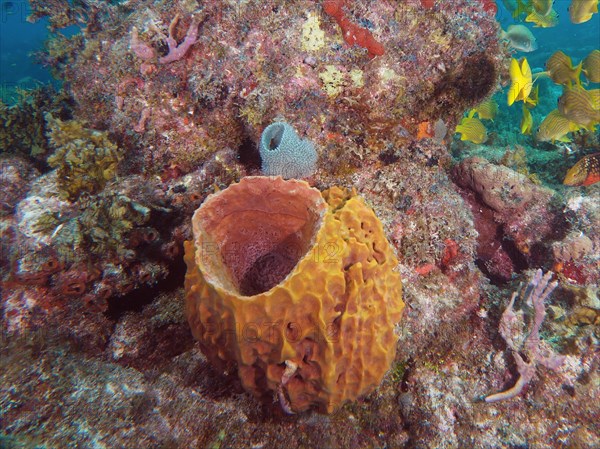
[
  {"xmin": 0, "ymin": 1, "xmax": 53, "ymax": 103},
  {"xmin": 496, "ymin": 0, "xmax": 600, "ymax": 68}
]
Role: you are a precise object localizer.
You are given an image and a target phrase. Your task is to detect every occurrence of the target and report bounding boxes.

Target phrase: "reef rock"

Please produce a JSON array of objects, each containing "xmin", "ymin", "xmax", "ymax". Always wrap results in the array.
[{"xmin": 38, "ymin": 0, "xmax": 504, "ymax": 174}]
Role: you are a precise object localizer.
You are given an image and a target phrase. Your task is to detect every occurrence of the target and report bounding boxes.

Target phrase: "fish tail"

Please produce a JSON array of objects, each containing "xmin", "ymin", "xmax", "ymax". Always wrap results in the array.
[{"xmin": 531, "ymin": 71, "xmax": 549, "ymax": 84}]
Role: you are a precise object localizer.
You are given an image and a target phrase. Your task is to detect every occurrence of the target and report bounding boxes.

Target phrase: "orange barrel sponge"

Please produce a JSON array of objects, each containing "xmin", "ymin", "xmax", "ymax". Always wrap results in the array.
[{"xmin": 184, "ymin": 176, "xmax": 404, "ymax": 413}]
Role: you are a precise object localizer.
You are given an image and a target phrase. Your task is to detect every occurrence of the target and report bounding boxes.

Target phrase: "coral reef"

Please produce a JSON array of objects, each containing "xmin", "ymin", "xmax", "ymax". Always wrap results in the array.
[
  {"xmin": 453, "ymin": 157, "xmax": 566, "ymax": 275},
  {"xmin": 1, "ymin": 147, "xmax": 240, "ymax": 342},
  {"xmin": 185, "ymin": 176, "xmax": 404, "ymax": 413},
  {"xmin": 451, "ymin": 156, "xmax": 600, "ymax": 286},
  {"xmin": 29, "ymin": 0, "xmax": 504, "ymax": 174},
  {"xmin": 1, "ymin": 0, "xmax": 598, "ymax": 447}
]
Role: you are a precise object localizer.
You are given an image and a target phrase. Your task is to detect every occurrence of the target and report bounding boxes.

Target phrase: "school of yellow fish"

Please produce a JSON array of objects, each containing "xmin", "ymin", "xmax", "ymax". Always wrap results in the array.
[
  {"xmin": 501, "ymin": 0, "xmax": 599, "ymax": 26},
  {"xmin": 456, "ymin": 49, "xmax": 599, "ymax": 144},
  {"xmin": 535, "ymin": 50, "xmax": 599, "ymax": 143},
  {"xmin": 453, "ymin": 0, "xmax": 599, "ymax": 188}
]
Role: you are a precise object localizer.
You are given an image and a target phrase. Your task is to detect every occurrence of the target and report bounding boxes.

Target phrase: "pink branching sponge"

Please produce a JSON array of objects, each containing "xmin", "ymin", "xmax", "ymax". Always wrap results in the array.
[
  {"xmin": 159, "ymin": 15, "xmax": 200, "ymax": 64},
  {"xmin": 485, "ymin": 270, "xmax": 565, "ymax": 402},
  {"xmin": 130, "ymin": 27, "xmax": 156, "ymax": 60}
]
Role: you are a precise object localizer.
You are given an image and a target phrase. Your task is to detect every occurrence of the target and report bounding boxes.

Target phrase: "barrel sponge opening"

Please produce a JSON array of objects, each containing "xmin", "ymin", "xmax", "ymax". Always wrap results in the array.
[
  {"xmin": 185, "ymin": 176, "xmax": 404, "ymax": 413},
  {"xmin": 191, "ymin": 176, "xmax": 327, "ymax": 296}
]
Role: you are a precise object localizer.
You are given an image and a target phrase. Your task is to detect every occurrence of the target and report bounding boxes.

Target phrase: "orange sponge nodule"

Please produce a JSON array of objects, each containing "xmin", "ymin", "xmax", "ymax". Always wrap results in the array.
[{"xmin": 184, "ymin": 176, "xmax": 404, "ymax": 413}]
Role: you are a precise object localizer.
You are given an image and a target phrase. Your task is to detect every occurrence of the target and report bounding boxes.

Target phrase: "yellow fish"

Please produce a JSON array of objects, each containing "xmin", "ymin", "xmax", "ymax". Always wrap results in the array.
[
  {"xmin": 508, "ymin": 57, "xmax": 533, "ymax": 106},
  {"xmin": 455, "ymin": 113, "xmax": 488, "ymax": 144},
  {"xmin": 588, "ymin": 89, "xmax": 600, "ymax": 107},
  {"xmin": 569, "ymin": 0, "xmax": 599, "ymax": 24},
  {"xmin": 546, "ymin": 51, "xmax": 582, "ymax": 87},
  {"xmin": 526, "ymin": 8, "xmax": 559, "ymax": 27},
  {"xmin": 521, "ymin": 104, "xmax": 533, "ymax": 134},
  {"xmin": 582, "ymin": 49, "xmax": 600, "ymax": 83},
  {"xmin": 471, "ymin": 98, "xmax": 498, "ymax": 120},
  {"xmin": 532, "ymin": 0, "xmax": 554, "ymax": 16},
  {"xmin": 536, "ymin": 109, "xmax": 580, "ymax": 143},
  {"xmin": 558, "ymin": 86, "xmax": 600, "ymax": 128}
]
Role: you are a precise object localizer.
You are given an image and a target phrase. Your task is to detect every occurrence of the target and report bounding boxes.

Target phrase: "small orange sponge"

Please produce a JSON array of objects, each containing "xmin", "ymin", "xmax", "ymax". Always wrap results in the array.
[{"xmin": 184, "ymin": 176, "xmax": 403, "ymax": 413}]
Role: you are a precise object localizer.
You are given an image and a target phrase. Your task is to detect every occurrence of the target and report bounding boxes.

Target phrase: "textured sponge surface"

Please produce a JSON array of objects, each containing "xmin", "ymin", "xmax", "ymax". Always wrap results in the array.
[
  {"xmin": 184, "ymin": 177, "xmax": 403, "ymax": 413},
  {"xmin": 259, "ymin": 122, "xmax": 318, "ymax": 178}
]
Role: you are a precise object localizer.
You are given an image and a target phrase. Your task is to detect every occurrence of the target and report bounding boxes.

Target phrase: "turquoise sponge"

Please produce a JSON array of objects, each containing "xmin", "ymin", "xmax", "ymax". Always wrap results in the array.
[{"xmin": 259, "ymin": 122, "xmax": 317, "ymax": 178}]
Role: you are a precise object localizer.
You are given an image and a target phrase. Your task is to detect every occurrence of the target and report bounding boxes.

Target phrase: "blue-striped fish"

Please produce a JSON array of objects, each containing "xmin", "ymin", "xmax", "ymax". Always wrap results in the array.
[
  {"xmin": 545, "ymin": 51, "xmax": 582, "ymax": 87},
  {"xmin": 526, "ymin": 8, "xmax": 559, "ymax": 27},
  {"xmin": 558, "ymin": 86, "xmax": 600, "ymax": 129},
  {"xmin": 455, "ymin": 112, "xmax": 488, "ymax": 144},
  {"xmin": 569, "ymin": 0, "xmax": 599, "ymax": 24},
  {"xmin": 582, "ymin": 50, "xmax": 600, "ymax": 83},
  {"xmin": 536, "ymin": 109, "xmax": 580, "ymax": 143},
  {"xmin": 532, "ymin": 0, "xmax": 554, "ymax": 16}
]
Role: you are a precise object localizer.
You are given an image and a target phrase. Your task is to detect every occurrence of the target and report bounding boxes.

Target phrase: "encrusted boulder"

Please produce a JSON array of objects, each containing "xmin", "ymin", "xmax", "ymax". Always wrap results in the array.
[{"xmin": 184, "ymin": 176, "xmax": 404, "ymax": 413}]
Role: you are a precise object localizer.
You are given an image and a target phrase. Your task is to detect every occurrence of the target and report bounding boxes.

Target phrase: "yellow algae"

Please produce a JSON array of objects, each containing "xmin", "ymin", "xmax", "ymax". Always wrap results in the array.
[
  {"xmin": 301, "ymin": 12, "xmax": 326, "ymax": 52},
  {"xmin": 319, "ymin": 65, "xmax": 346, "ymax": 97},
  {"xmin": 379, "ymin": 67, "xmax": 399, "ymax": 83},
  {"xmin": 349, "ymin": 69, "xmax": 364, "ymax": 88}
]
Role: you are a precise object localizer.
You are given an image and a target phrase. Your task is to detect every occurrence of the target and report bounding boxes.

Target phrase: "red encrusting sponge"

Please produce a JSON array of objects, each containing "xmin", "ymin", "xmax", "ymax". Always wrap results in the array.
[{"xmin": 322, "ymin": 0, "xmax": 384, "ymax": 58}]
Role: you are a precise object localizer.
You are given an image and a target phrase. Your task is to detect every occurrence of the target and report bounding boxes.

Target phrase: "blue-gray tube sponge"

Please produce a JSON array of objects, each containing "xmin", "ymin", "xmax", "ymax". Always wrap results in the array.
[{"xmin": 259, "ymin": 122, "xmax": 318, "ymax": 179}]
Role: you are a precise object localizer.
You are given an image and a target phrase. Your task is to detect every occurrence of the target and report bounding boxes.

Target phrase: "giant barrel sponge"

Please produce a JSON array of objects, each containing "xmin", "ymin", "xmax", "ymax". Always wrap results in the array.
[{"xmin": 184, "ymin": 176, "xmax": 404, "ymax": 413}]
